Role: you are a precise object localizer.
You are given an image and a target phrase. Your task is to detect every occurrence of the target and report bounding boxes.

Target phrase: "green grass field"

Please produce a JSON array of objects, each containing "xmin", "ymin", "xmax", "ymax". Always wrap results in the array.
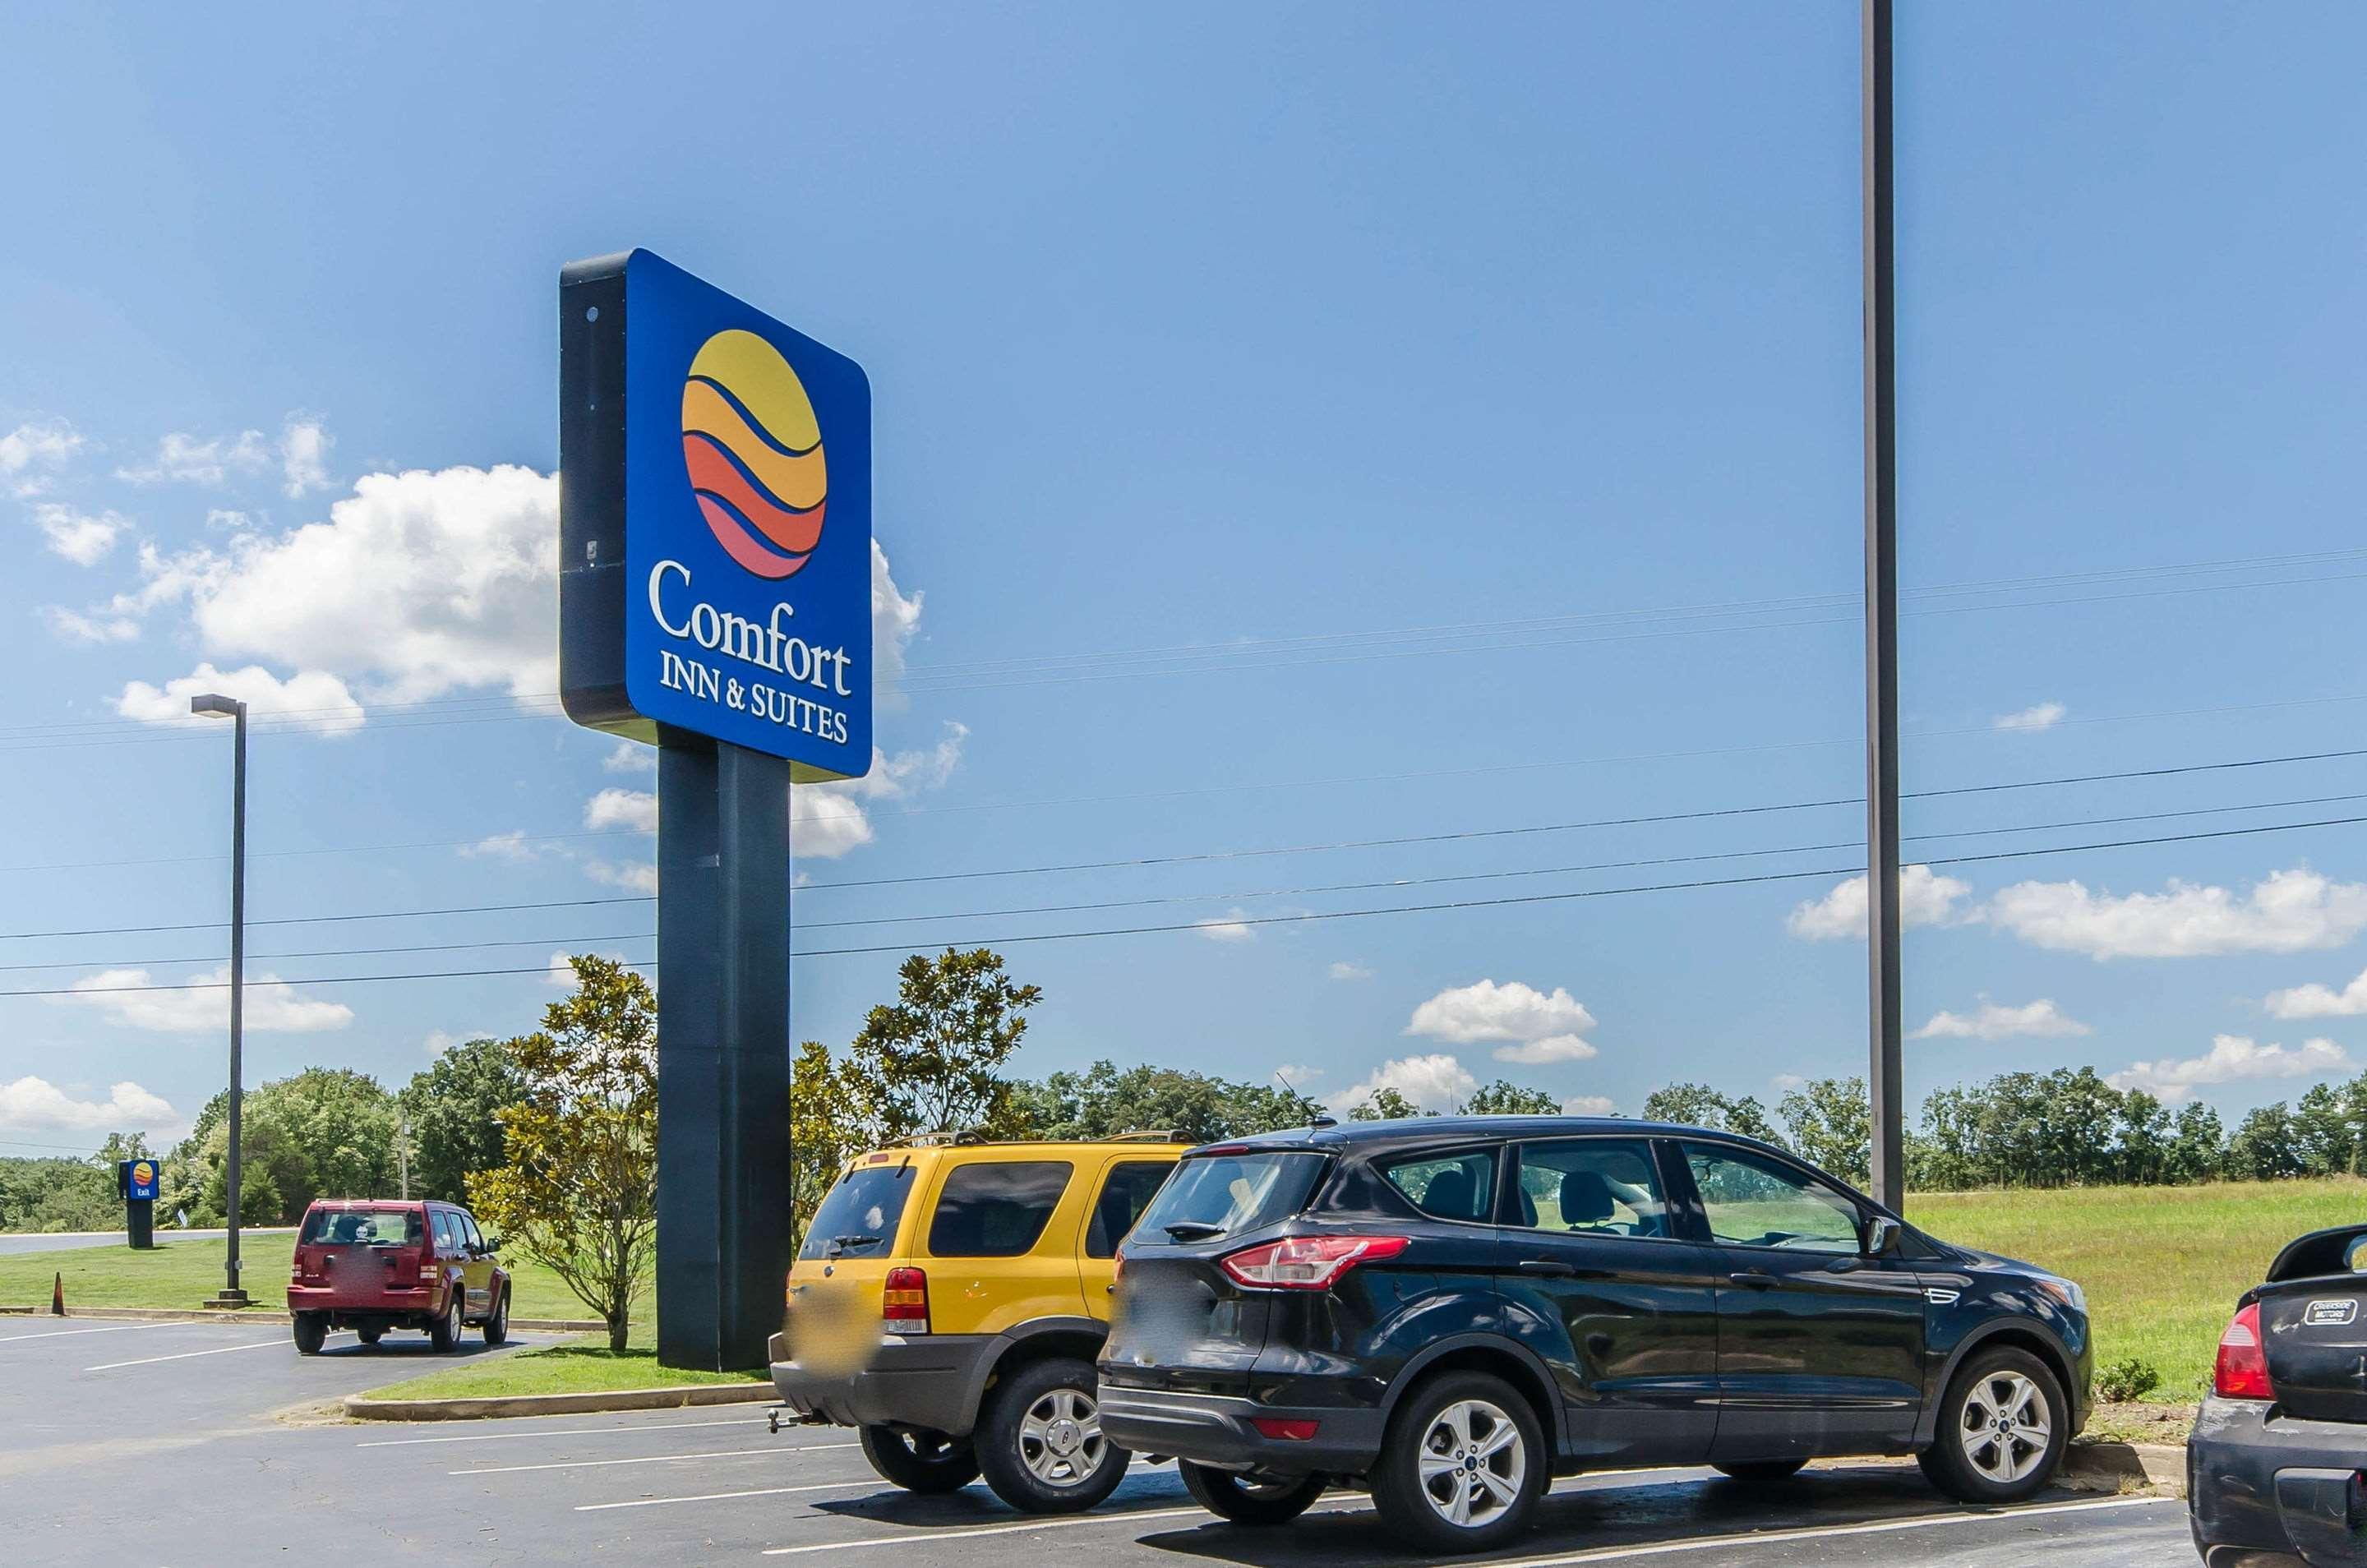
[
  {"xmin": 0, "ymin": 1231, "xmax": 634, "ymax": 1325},
  {"xmin": 358, "ymin": 1326, "xmax": 764, "ymax": 1400},
  {"xmin": 1916, "ymin": 1176, "xmax": 2367, "ymax": 1395},
  {"xmin": 13, "ymin": 1177, "xmax": 2360, "ymax": 1400}
]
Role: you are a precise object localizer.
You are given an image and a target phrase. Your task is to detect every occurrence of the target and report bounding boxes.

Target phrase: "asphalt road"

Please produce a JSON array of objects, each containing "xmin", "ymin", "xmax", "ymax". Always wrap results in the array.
[
  {"xmin": 0, "ymin": 1226, "xmax": 295, "ymax": 1256},
  {"xmin": 1, "ymin": 1312, "xmax": 2192, "ymax": 1567}
]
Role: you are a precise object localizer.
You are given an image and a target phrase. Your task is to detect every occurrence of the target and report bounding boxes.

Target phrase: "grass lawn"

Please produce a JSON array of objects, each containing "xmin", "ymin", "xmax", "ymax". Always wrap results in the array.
[
  {"xmin": 358, "ymin": 1326, "xmax": 764, "ymax": 1400},
  {"xmin": 1914, "ymin": 1175, "xmax": 2367, "ymax": 1397},
  {"xmin": 0, "ymin": 1231, "xmax": 633, "ymax": 1325}
]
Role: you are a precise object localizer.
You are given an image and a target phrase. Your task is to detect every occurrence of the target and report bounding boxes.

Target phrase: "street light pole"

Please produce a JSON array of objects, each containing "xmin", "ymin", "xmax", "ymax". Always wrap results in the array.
[{"xmin": 191, "ymin": 693, "xmax": 249, "ymax": 1305}]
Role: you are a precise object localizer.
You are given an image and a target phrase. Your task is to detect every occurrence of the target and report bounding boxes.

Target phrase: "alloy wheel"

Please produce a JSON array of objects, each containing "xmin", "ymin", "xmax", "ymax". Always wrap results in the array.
[
  {"xmin": 1414, "ymin": 1397, "xmax": 1528, "ymax": 1529},
  {"xmin": 1017, "ymin": 1386, "xmax": 1105, "ymax": 1487},
  {"xmin": 1957, "ymin": 1370, "xmax": 2051, "ymax": 1484}
]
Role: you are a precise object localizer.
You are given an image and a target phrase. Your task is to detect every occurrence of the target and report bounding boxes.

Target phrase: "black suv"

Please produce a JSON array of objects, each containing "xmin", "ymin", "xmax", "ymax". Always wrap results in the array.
[{"xmin": 1100, "ymin": 1117, "xmax": 2091, "ymax": 1554}]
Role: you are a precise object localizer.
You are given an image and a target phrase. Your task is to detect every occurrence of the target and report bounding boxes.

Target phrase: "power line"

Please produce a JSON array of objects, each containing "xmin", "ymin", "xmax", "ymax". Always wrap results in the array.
[
  {"xmin": 9, "ymin": 809, "xmax": 2365, "ymax": 997},
  {"xmin": 6, "ymin": 741, "xmax": 2365, "ymax": 944}
]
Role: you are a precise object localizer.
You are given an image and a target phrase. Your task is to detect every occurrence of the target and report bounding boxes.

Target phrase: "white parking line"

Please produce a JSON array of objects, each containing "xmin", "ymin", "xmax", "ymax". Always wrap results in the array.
[
  {"xmin": 762, "ymin": 1506, "xmax": 1211, "ymax": 1554},
  {"xmin": 359, "ymin": 1415, "xmax": 771, "ymax": 1448},
  {"xmin": 0, "ymin": 1321, "xmax": 200, "ymax": 1343},
  {"xmin": 1488, "ymin": 1495, "xmax": 2171, "ymax": 1566},
  {"xmin": 576, "ymin": 1480, "xmax": 852, "ymax": 1512},
  {"xmin": 452, "ymin": 1441, "xmax": 851, "ymax": 1476},
  {"xmin": 87, "ymin": 1333, "xmax": 335, "ymax": 1370}
]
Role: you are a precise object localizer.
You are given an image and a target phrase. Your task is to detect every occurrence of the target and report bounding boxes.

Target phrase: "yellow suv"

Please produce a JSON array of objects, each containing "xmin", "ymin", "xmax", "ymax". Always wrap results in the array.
[{"xmin": 771, "ymin": 1133, "xmax": 1185, "ymax": 1513}]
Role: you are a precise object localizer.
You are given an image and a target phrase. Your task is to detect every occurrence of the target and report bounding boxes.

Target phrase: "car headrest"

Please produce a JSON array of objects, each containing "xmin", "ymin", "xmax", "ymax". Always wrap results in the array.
[
  {"xmin": 1560, "ymin": 1168, "xmax": 1616, "ymax": 1224},
  {"xmin": 1423, "ymin": 1169, "xmax": 1475, "ymax": 1220}
]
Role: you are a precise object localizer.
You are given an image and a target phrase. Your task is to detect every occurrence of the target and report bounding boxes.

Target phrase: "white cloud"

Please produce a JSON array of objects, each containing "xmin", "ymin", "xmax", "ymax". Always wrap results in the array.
[
  {"xmin": 0, "ymin": 1077, "xmax": 179, "ymax": 1137},
  {"xmin": 0, "ymin": 417, "xmax": 85, "ymax": 493},
  {"xmin": 422, "ymin": 1028, "xmax": 493, "ymax": 1057},
  {"xmin": 602, "ymin": 740, "xmax": 656, "ymax": 774},
  {"xmin": 788, "ymin": 721, "xmax": 969, "ymax": 861},
  {"xmin": 1331, "ymin": 1053, "xmax": 1479, "ymax": 1115},
  {"xmin": 278, "ymin": 416, "xmax": 333, "ymax": 496},
  {"xmin": 1276, "ymin": 1063, "xmax": 1322, "ymax": 1086},
  {"xmin": 1787, "ymin": 865, "xmax": 1972, "ymax": 941},
  {"xmin": 2267, "ymin": 966, "xmax": 2367, "ymax": 1020},
  {"xmin": 40, "ymin": 606, "xmax": 140, "ymax": 643},
  {"xmin": 459, "ymin": 830, "xmax": 541, "ymax": 861},
  {"xmin": 115, "ymin": 662, "xmax": 365, "ymax": 736},
  {"xmin": 1327, "ymin": 962, "xmax": 1374, "ymax": 982},
  {"xmin": 544, "ymin": 950, "xmax": 633, "ymax": 989},
  {"xmin": 1194, "ymin": 908, "xmax": 1257, "ymax": 943},
  {"xmin": 33, "ymin": 502, "xmax": 125, "ymax": 565},
  {"xmin": 1770, "ymin": 1073, "xmax": 1807, "ymax": 1091},
  {"xmin": 1408, "ymin": 979, "xmax": 1599, "ymax": 1045},
  {"xmin": 2106, "ymin": 1034, "xmax": 2356, "ymax": 1101},
  {"xmin": 1910, "ymin": 998, "xmax": 2092, "ymax": 1041},
  {"xmin": 1492, "ymin": 1034, "xmax": 1599, "ymax": 1065},
  {"xmin": 205, "ymin": 508, "xmax": 251, "ymax": 531},
  {"xmin": 1561, "ymin": 1095, "xmax": 1618, "ymax": 1117},
  {"xmin": 1982, "ymin": 866, "xmax": 2367, "ymax": 960},
  {"xmin": 585, "ymin": 859, "xmax": 658, "ymax": 894},
  {"xmin": 872, "ymin": 539, "xmax": 923, "ymax": 707},
  {"xmin": 584, "ymin": 788, "xmax": 658, "ymax": 834},
  {"xmin": 1993, "ymin": 701, "xmax": 2067, "ymax": 733},
  {"xmin": 117, "ymin": 428, "xmax": 271, "ymax": 486},
  {"xmin": 791, "ymin": 789, "xmax": 877, "ymax": 860},
  {"xmin": 56, "ymin": 967, "xmax": 353, "ymax": 1033}
]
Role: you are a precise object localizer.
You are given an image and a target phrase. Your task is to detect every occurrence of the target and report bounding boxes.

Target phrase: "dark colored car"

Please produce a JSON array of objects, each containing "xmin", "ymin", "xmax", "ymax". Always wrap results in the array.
[
  {"xmin": 1100, "ymin": 1117, "xmax": 2091, "ymax": 1554},
  {"xmin": 2189, "ymin": 1222, "xmax": 2367, "ymax": 1566},
  {"xmin": 287, "ymin": 1197, "xmax": 510, "ymax": 1354}
]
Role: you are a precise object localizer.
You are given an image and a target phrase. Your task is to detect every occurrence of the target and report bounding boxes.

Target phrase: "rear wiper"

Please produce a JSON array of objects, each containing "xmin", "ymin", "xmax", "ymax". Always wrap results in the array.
[
  {"xmin": 828, "ymin": 1234, "xmax": 881, "ymax": 1256},
  {"xmin": 1162, "ymin": 1221, "xmax": 1224, "ymax": 1241}
]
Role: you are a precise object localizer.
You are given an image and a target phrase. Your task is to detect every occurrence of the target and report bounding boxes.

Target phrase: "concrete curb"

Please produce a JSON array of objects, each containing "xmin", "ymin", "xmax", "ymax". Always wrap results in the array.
[
  {"xmin": 2062, "ymin": 1441, "xmax": 2186, "ymax": 1498},
  {"xmin": 5, "ymin": 1306, "xmax": 604, "ymax": 1330},
  {"xmin": 342, "ymin": 1381, "xmax": 777, "ymax": 1422}
]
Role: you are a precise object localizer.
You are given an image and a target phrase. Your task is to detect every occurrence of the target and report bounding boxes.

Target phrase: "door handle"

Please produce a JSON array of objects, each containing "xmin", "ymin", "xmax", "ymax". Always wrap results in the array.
[
  {"xmin": 1728, "ymin": 1270, "xmax": 1777, "ymax": 1288},
  {"xmin": 1514, "ymin": 1259, "xmax": 1580, "ymax": 1278}
]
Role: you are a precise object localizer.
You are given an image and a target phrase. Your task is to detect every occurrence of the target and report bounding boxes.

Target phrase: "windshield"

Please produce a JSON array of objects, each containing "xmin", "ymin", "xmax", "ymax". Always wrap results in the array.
[
  {"xmin": 800, "ymin": 1163, "xmax": 917, "ymax": 1261},
  {"xmin": 1133, "ymin": 1151, "xmax": 1324, "ymax": 1243},
  {"xmin": 301, "ymin": 1208, "xmax": 420, "ymax": 1247}
]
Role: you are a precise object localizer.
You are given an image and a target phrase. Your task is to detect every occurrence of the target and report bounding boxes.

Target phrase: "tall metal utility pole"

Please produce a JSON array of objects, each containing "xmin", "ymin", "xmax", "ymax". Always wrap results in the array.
[
  {"xmin": 1862, "ymin": 0, "xmax": 1905, "ymax": 1211},
  {"xmin": 191, "ymin": 692, "xmax": 251, "ymax": 1303}
]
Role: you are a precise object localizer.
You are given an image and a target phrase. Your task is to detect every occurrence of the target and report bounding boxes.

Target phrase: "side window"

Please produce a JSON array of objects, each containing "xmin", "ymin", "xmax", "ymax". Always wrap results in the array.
[
  {"xmin": 927, "ymin": 1161, "xmax": 1074, "ymax": 1257},
  {"xmin": 430, "ymin": 1211, "xmax": 458, "ymax": 1255},
  {"xmin": 1511, "ymin": 1139, "xmax": 1669, "ymax": 1239},
  {"xmin": 1380, "ymin": 1149, "xmax": 1498, "ymax": 1223},
  {"xmin": 1086, "ymin": 1160, "xmax": 1174, "ymax": 1258},
  {"xmin": 1685, "ymin": 1146, "xmax": 1862, "ymax": 1254},
  {"xmin": 460, "ymin": 1214, "xmax": 484, "ymax": 1253}
]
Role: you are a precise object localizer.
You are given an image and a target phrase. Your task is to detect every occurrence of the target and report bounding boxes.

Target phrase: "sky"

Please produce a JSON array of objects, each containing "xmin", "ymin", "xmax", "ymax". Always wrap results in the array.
[{"xmin": 3, "ymin": 2, "xmax": 2366, "ymax": 1159}]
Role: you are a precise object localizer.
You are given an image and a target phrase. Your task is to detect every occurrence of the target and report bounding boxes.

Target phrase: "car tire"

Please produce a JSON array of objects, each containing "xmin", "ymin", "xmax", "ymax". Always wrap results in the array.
[
  {"xmin": 1372, "ymin": 1370, "xmax": 1544, "ymax": 1555},
  {"xmin": 428, "ymin": 1288, "xmax": 464, "ymax": 1353},
  {"xmin": 974, "ymin": 1355, "xmax": 1129, "ymax": 1514},
  {"xmin": 356, "ymin": 1326, "xmax": 385, "ymax": 1347},
  {"xmin": 292, "ymin": 1313, "xmax": 328, "ymax": 1355},
  {"xmin": 1917, "ymin": 1345, "xmax": 2067, "ymax": 1504},
  {"xmin": 1179, "ymin": 1461, "xmax": 1326, "ymax": 1525},
  {"xmin": 1713, "ymin": 1459, "xmax": 1806, "ymax": 1483},
  {"xmin": 859, "ymin": 1425, "xmax": 981, "ymax": 1492},
  {"xmin": 482, "ymin": 1287, "xmax": 510, "ymax": 1347}
]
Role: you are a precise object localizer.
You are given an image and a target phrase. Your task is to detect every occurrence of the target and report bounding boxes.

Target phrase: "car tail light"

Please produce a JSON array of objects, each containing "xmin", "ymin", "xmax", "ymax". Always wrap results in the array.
[
  {"xmin": 2216, "ymin": 1302, "xmax": 2272, "ymax": 1400},
  {"xmin": 1252, "ymin": 1417, "xmax": 1321, "ymax": 1441},
  {"xmin": 418, "ymin": 1253, "xmax": 439, "ymax": 1282},
  {"xmin": 1221, "ymin": 1234, "xmax": 1410, "ymax": 1290},
  {"xmin": 883, "ymin": 1266, "xmax": 930, "ymax": 1334}
]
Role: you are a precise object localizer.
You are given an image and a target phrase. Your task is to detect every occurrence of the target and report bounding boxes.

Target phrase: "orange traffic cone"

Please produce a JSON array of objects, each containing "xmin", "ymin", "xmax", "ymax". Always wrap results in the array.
[{"xmin": 51, "ymin": 1271, "xmax": 64, "ymax": 1317}]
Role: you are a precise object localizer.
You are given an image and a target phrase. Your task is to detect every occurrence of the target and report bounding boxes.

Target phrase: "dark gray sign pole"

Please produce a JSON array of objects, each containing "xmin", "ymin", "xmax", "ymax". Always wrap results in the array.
[
  {"xmin": 1862, "ymin": 0, "xmax": 1905, "ymax": 1211},
  {"xmin": 191, "ymin": 692, "xmax": 250, "ymax": 1303},
  {"xmin": 654, "ymin": 737, "xmax": 794, "ymax": 1372}
]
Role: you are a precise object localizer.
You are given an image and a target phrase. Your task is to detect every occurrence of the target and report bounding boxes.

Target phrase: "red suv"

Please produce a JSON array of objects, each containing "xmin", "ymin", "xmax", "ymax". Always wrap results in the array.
[{"xmin": 288, "ymin": 1198, "xmax": 511, "ymax": 1354}]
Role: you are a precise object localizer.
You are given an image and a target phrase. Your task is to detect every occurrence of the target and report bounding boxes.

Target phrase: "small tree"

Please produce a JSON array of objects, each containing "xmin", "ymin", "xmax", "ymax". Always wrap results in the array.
[
  {"xmin": 847, "ymin": 948, "xmax": 1040, "ymax": 1141},
  {"xmin": 788, "ymin": 1038, "xmax": 865, "ymax": 1254},
  {"xmin": 468, "ymin": 956, "xmax": 658, "ymax": 1352},
  {"xmin": 1641, "ymin": 1081, "xmax": 1787, "ymax": 1147},
  {"xmin": 401, "ymin": 1037, "xmax": 528, "ymax": 1201},
  {"xmin": 1778, "ymin": 1077, "xmax": 1871, "ymax": 1188},
  {"xmin": 1461, "ymin": 1081, "xmax": 1561, "ymax": 1116},
  {"xmin": 1350, "ymin": 1086, "xmax": 1424, "ymax": 1121}
]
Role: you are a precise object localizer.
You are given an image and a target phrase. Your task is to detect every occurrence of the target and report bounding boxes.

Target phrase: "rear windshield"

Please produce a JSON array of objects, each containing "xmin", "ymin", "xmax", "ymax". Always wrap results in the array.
[
  {"xmin": 301, "ymin": 1208, "xmax": 420, "ymax": 1247},
  {"xmin": 801, "ymin": 1164, "xmax": 917, "ymax": 1261},
  {"xmin": 1133, "ymin": 1151, "xmax": 1324, "ymax": 1243}
]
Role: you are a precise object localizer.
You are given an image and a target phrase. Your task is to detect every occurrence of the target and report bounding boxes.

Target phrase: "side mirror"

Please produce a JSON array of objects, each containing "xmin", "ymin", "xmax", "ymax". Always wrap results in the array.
[
  {"xmin": 1862, "ymin": 1215, "xmax": 1903, "ymax": 1257},
  {"xmin": 482, "ymin": 1236, "xmax": 502, "ymax": 1255}
]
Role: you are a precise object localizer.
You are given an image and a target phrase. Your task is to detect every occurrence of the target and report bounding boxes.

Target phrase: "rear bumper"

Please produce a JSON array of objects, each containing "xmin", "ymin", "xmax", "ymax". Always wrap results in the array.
[
  {"xmin": 771, "ymin": 1335, "xmax": 994, "ymax": 1438},
  {"xmin": 286, "ymin": 1285, "xmax": 437, "ymax": 1323},
  {"xmin": 2190, "ymin": 1395, "xmax": 2367, "ymax": 1566},
  {"xmin": 1097, "ymin": 1382, "xmax": 1386, "ymax": 1478}
]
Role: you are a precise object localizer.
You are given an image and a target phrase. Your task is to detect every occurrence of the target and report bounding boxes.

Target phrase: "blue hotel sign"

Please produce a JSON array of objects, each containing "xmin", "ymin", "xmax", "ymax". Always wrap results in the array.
[{"xmin": 559, "ymin": 250, "xmax": 873, "ymax": 781}]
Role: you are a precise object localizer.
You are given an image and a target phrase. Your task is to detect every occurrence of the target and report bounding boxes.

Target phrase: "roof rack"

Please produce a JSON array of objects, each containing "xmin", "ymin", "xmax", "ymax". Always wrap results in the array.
[
  {"xmin": 1108, "ymin": 1128, "xmax": 1188, "ymax": 1143},
  {"xmin": 906, "ymin": 1128, "xmax": 994, "ymax": 1146}
]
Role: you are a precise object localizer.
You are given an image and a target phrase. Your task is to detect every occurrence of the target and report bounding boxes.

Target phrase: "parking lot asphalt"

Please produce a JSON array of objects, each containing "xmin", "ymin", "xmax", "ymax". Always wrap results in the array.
[{"xmin": 2, "ymin": 1313, "xmax": 2189, "ymax": 1567}]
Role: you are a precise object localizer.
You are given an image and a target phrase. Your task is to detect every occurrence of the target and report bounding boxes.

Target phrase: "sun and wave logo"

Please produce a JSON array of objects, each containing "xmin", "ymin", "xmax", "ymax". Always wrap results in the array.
[
  {"xmin": 131, "ymin": 1160, "xmax": 155, "ymax": 1188},
  {"xmin": 680, "ymin": 329, "xmax": 828, "ymax": 579}
]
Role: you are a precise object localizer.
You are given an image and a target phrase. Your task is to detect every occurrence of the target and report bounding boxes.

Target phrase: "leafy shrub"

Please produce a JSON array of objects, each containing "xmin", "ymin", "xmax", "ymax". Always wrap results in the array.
[{"xmin": 2096, "ymin": 1356, "xmax": 2162, "ymax": 1403}]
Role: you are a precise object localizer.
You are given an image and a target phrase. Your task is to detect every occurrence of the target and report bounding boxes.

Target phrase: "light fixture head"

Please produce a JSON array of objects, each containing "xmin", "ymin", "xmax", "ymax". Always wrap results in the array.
[{"xmin": 189, "ymin": 694, "xmax": 243, "ymax": 719}]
